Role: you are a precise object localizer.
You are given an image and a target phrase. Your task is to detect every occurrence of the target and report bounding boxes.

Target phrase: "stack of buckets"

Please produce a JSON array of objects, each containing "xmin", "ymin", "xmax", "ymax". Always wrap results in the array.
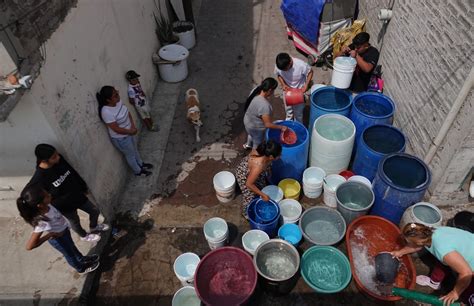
[
  {"xmin": 302, "ymin": 167, "xmax": 326, "ymax": 198},
  {"xmin": 172, "ymin": 253, "xmax": 201, "ymax": 305},
  {"xmin": 323, "ymin": 174, "xmax": 347, "ymax": 208},
  {"xmin": 213, "ymin": 171, "xmax": 236, "ymax": 203},
  {"xmin": 203, "ymin": 217, "xmax": 229, "ymax": 250}
]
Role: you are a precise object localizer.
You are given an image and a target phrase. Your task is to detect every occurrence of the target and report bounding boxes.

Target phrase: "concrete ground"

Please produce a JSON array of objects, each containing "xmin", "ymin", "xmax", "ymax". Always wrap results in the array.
[{"xmin": 1, "ymin": 0, "xmax": 472, "ymax": 305}]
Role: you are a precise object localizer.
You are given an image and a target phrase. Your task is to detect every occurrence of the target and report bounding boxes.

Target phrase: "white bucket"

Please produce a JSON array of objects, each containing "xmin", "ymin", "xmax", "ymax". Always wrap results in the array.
[
  {"xmin": 323, "ymin": 174, "xmax": 346, "ymax": 208},
  {"xmin": 331, "ymin": 56, "xmax": 357, "ymax": 89},
  {"xmin": 348, "ymin": 175, "xmax": 372, "ymax": 188},
  {"xmin": 213, "ymin": 171, "xmax": 236, "ymax": 203},
  {"xmin": 261, "ymin": 185, "xmax": 284, "ymax": 203},
  {"xmin": 173, "ymin": 252, "xmax": 200, "ymax": 286},
  {"xmin": 157, "ymin": 44, "xmax": 189, "ymax": 83},
  {"xmin": 302, "ymin": 167, "xmax": 326, "ymax": 198},
  {"xmin": 172, "ymin": 286, "xmax": 201, "ymax": 306},
  {"xmin": 203, "ymin": 217, "xmax": 229, "ymax": 250},
  {"xmin": 310, "ymin": 114, "xmax": 355, "ymax": 175},
  {"xmin": 399, "ymin": 202, "xmax": 443, "ymax": 230},
  {"xmin": 241, "ymin": 229, "xmax": 270, "ymax": 256},
  {"xmin": 279, "ymin": 199, "xmax": 303, "ymax": 224},
  {"xmin": 173, "ymin": 21, "xmax": 196, "ymax": 50}
]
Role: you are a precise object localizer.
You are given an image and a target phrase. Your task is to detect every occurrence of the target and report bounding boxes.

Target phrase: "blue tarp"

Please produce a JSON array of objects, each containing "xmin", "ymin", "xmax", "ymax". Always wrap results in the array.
[{"xmin": 280, "ymin": 0, "xmax": 326, "ymax": 45}]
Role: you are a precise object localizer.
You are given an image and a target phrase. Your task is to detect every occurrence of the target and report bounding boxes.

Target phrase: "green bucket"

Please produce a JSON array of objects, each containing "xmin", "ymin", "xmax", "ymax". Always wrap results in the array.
[{"xmin": 301, "ymin": 246, "xmax": 351, "ymax": 293}]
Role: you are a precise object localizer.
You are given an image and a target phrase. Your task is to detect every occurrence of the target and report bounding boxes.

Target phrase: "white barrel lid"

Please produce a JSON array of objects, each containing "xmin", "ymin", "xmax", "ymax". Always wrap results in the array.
[{"xmin": 158, "ymin": 44, "xmax": 189, "ymax": 61}]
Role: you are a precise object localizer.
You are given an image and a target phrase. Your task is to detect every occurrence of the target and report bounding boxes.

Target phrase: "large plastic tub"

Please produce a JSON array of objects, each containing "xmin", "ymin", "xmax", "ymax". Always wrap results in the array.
[
  {"xmin": 299, "ymin": 206, "xmax": 346, "ymax": 246},
  {"xmin": 371, "ymin": 153, "xmax": 431, "ymax": 225},
  {"xmin": 310, "ymin": 114, "xmax": 355, "ymax": 175},
  {"xmin": 194, "ymin": 247, "xmax": 257, "ymax": 305},
  {"xmin": 309, "ymin": 86, "xmax": 352, "ymax": 137},
  {"xmin": 352, "ymin": 125, "xmax": 406, "ymax": 181},
  {"xmin": 349, "ymin": 92, "xmax": 395, "ymax": 149},
  {"xmin": 266, "ymin": 120, "xmax": 309, "ymax": 183},
  {"xmin": 346, "ymin": 215, "xmax": 416, "ymax": 301},
  {"xmin": 301, "ymin": 246, "xmax": 352, "ymax": 293}
]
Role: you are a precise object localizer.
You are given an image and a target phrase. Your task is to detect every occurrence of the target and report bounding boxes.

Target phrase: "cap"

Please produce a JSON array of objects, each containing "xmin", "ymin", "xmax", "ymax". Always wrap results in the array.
[{"xmin": 125, "ymin": 70, "xmax": 140, "ymax": 80}]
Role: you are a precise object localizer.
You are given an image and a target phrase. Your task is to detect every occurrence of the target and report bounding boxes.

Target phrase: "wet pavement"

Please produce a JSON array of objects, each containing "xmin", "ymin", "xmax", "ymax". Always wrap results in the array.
[{"xmin": 86, "ymin": 0, "xmax": 456, "ymax": 305}]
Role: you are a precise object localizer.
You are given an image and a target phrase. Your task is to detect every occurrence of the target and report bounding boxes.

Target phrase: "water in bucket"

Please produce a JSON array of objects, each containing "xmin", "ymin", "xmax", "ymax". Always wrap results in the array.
[
  {"xmin": 172, "ymin": 286, "xmax": 201, "ymax": 306},
  {"xmin": 305, "ymin": 220, "xmax": 341, "ymax": 245},
  {"xmin": 261, "ymin": 249, "xmax": 297, "ymax": 280},
  {"xmin": 413, "ymin": 205, "xmax": 441, "ymax": 224}
]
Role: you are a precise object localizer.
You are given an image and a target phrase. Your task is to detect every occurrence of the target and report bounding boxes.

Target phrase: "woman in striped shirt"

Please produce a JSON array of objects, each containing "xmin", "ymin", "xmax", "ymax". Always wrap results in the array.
[{"xmin": 97, "ymin": 86, "xmax": 153, "ymax": 176}]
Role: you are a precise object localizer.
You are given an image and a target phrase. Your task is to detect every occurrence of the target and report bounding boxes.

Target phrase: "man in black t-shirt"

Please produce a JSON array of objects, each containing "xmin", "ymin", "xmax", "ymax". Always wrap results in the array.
[{"xmin": 337, "ymin": 32, "xmax": 380, "ymax": 92}]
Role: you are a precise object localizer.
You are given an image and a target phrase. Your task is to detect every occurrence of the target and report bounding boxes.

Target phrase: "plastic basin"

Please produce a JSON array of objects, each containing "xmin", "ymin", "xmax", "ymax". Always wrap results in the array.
[
  {"xmin": 261, "ymin": 185, "xmax": 284, "ymax": 203},
  {"xmin": 299, "ymin": 207, "xmax": 346, "ymax": 246},
  {"xmin": 345, "ymin": 215, "xmax": 416, "ymax": 301},
  {"xmin": 278, "ymin": 178, "xmax": 301, "ymax": 200},
  {"xmin": 194, "ymin": 247, "xmax": 257, "ymax": 305},
  {"xmin": 301, "ymin": 246, "xmax": 352, "ymax": 293}
]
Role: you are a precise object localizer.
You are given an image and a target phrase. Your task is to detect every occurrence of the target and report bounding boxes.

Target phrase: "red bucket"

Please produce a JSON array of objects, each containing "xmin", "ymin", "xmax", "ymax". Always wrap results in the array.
[
  {"xmin": 280, "ymin": 128, "xmax": 297, "ymax": 145},
  {"xmin": 339, "ymin": 170, "xmax": 354, "ymax": 180},
  {"xmin": 194, "ymin": 247, "xmax": 257, "ymax": 305},
  {"xmin": 284, "ymin": 88, "xmax": 304, "ymax": 106}
]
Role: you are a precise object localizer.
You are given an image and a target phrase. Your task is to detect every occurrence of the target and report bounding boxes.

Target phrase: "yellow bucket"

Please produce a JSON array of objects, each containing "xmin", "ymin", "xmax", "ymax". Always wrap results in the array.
[{"xmin": 278, "ymin": 179, "xmax": 301, "ymax": 200}]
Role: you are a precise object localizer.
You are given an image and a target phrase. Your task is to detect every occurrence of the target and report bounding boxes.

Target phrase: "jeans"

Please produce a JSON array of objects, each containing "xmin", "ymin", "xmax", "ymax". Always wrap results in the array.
[
  {"xmin": 283, "ymin": 93, "xmax": 305, "ymax": 123},
  {"xmin": 48, "ymin": 229, "xmax": 85, "ymax": 272},
  {"xmin": 244, "ymin": 126, "xmax": 266, "ymax": 149},
  {"xmin": 110, "ymin": 136, "xmax": 143, "ymax": 174},
  {"xmin": 62, "ymin": 199, "xmax": 100, "ymax": 237}
]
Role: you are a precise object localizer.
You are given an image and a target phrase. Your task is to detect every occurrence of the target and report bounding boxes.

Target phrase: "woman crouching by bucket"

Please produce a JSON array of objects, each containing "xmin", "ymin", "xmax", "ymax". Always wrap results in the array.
[
  {"xmin": 391, "ymin": 223, "xmax": 474, "ymax": 306},
  {"xmin": 236, "ymin": 140, "xmax": 282, "ymax": 218}
]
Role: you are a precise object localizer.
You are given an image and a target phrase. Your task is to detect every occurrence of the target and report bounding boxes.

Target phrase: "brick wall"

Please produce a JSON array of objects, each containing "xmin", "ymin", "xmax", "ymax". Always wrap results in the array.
[{"xmin": 359, "ymin": 0, "xmax": 474, "ymax": 205}]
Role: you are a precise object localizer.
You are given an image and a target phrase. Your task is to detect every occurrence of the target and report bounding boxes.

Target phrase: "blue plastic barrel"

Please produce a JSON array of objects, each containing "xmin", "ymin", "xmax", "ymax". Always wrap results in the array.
[
  {"xmin": 266, "ymin": 120, "xmax": 309, "ymax": 184},
  {"xmin": 350, "ymin": 92, "xmax": 395, "ymax": 148},
  {"xmin": 247, "ymin": 198, "xmax": 280, "ymax": 237},
  {"xmin": 352, "ymin": 125, "xmax": 406, "ymax": 181},
  {"xmin": 309, "ymin": 86, "xmax": 352, "ymax": 135},
  {"xmin": 371, "ymin": 153, "xmax": 431, "ymax": 225}
]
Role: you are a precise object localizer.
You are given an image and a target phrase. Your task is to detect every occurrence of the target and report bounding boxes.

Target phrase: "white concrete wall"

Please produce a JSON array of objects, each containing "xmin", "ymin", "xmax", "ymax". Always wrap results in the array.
[
  {"xmin": 358, "ymin": 0, "xmax": 474, "ymax": 206},
  {"xmin": 0, "ymin": 0, "xmax": 161, "ymax": 218}
]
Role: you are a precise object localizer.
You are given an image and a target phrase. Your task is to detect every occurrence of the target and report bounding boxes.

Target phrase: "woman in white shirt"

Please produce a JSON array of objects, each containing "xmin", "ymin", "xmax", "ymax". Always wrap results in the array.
[
  {"xmin": 17, "ymin": 184, "xmax": 100, "ymax": 274},
  {"xmin": 96, "ymin": 86, "xmax": 153, "ymax": 177}
]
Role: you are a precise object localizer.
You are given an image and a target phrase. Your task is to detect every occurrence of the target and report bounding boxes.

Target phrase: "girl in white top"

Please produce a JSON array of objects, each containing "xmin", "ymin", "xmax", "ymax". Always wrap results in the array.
[
  {"xmin": 97, "ymin": 86, "xmax": 153, "ymax": 176},
  {"xmin": 17, "ymin": 184, "xmax": 100, "ymax": 274}
]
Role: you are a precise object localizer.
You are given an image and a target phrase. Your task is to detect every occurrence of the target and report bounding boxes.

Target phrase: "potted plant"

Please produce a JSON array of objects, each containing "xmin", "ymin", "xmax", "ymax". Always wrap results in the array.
[{"xmin": 154, "ymin": 12, "xmax": 179, "ymax": 46}]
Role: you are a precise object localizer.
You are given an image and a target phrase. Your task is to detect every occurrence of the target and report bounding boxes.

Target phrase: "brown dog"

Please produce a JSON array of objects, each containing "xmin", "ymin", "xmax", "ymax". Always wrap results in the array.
[{"xmin": 185, "ymin": 88, "xmax": 203, "ymax": 142}]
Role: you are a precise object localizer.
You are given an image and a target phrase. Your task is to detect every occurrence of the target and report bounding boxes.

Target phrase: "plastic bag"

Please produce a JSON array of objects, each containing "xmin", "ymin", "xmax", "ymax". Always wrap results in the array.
[{"xmin": 331, "ymin": 19, "xmax": 367, "ymax": 58}]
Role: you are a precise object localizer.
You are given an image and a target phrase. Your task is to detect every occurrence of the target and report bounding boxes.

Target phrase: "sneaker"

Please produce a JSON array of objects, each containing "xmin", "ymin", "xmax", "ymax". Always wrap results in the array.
[
  {"xmin": 242, "ymin": 144, "xmax": 252, "ymax": 150},
  {"xmin": 80, "ymin": 233, "xmax": 101, "ymax": 242},
  {"xmin": 78, "ymin": 261, "xmax": 100, "ymax": 275},
  {"xmin": 416, "ymin": 275, "xmax": 440, "ymax": 290},
  {"xmin": 90, "ymin": 223, "xmax": 110, "ymax": 232},
  {"xmin": 141, "ymin": 163, "xmax": 154, "ymax": 169},
  {"xmin": 135, "ymin": 169, "xmax": 152, "ymax": 177},
  {"xmin": 82, "ymin": 254, "xmax": 100, "ymax": 263}
]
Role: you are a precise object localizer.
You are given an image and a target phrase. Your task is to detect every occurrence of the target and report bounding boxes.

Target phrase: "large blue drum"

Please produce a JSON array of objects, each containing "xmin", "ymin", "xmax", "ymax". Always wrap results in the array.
[
  {"xmin": 371, "ymin": 153, "xmax": 431, "ymax": 225},
  {"xmin": 266, "ymin": 120, "xmax": 309, "ymax": 184}
]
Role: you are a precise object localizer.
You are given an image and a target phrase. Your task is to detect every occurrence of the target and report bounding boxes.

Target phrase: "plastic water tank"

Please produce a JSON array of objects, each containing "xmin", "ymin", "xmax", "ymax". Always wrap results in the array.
[
  {"xmin": 371, "ymin": 153, "xmax": 432, "ymax": 225},
  {"xmin": 310, "ymin": 114, "xmax": 355, "ymax": 175},
  {"xmin": 266, "ymin": 120, "xmax": 309, "ymax": 183}
]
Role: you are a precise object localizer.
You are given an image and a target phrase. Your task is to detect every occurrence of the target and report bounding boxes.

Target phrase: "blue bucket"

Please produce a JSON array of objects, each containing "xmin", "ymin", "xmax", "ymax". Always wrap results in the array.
[
  {"xmin": 350, "ymin": 92, "xmax": 395, "ymax": 149},
  {"xmin": 266, "ymin": 120, "xmax": 309, "ymax": 184},
  {"xmin": 371, "ymin": 153, "xmax": 431, "ymax": 225},
  {"xmin": 247, "ymin": 198, "xmax": 280, "ymax": 238},
  {"xmin": 254, "ymin": 199, "xmax": 280, "ymax": 224},
  {"xmin": 278, "ymin": 223, "xmax": 302, "ymax": 246},
  {"xmin": 309, "ymin": 86, "xmax": 352, "ymax": 135},
  {"xmin": 352, "ymin": 124, "xmax": 406, "ymax": 181}
]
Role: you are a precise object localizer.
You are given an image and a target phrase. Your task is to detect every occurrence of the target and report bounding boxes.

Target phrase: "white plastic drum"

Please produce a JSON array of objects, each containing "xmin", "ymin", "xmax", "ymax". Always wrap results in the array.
[
  {"xmin": 310, "ymin": 114, "xmax": 355, "ymax": 175},
  {"xmin": 158, "ymin": 44, "xmax": 189, "ymax": 83}
]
